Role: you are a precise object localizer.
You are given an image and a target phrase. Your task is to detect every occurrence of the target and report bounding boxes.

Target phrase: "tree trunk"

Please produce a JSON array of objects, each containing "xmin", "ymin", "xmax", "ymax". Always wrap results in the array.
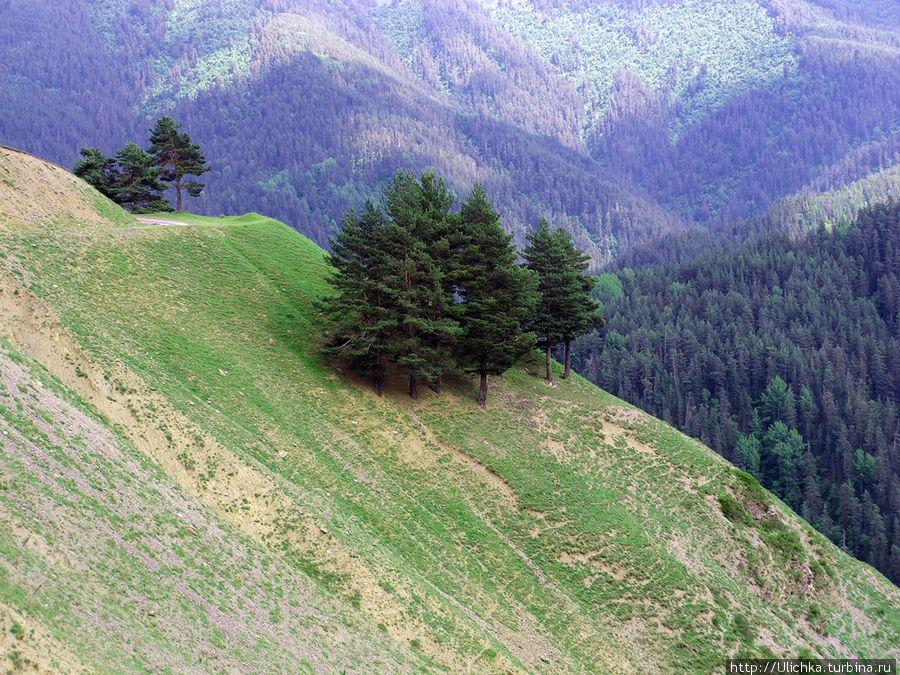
[
  {"xmin": 545, "ymin": 344, "xmax": 553, "ymax": 384},
  {"xmin": 564, "ymin": 338, "xmax": 572, "ymax": 382},
  {"xmin": 478, "ymin": 356, "xmax": 488, "ymax": 409},
  {"xmin": 175, "ymin": 176, "xmax": 183, "ymax": 212},
  {"xmin": 374, "ymin": 375, "xmax": 383, "ymax": 397},
  {"xmin": 478, "ymin": 371, "xmax": 488, "ymax": 409},
  {"xmin": 409, "ymin": 376, "xmax": 418, "ymax": 400}
]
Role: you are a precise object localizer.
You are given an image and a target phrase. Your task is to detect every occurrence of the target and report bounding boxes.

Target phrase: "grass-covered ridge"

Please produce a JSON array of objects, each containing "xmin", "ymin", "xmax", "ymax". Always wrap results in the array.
[{"xmin": 0, "ymin": 148, "xmax": 898, "ymax": 672}]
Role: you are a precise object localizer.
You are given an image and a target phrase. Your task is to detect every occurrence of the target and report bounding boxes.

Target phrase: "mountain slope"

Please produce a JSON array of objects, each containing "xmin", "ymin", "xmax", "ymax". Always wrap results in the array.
[
  {"xmin": 1, "ymin": 0, "xmax": 897, "ymax": 262},
  {"xmin": 0, "ymin": 147, "xmax": 897, "ymax": 671},
  {"xmin": 574, "ymin": 199, "xmax": 900, "ymax": 584}
]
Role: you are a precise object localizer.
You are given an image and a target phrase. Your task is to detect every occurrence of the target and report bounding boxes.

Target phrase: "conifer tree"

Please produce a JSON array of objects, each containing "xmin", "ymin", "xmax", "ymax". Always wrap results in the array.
[
  {"xmin": 73, "ymin": 147, "xmax": 118, "ymax": 200},
  {"xmin": 525, "ymin": 220, "xmax": 602, "ymax": 383},
  {"xmin": 524, "ymin": 219, "xmax": 568, "ymax": 383},
  {"xmin": 554, "ymin": 229, "xmax": 604, "ymax": 381},
  {"xmin": 320, "ymin": 203, "xmax": 394, "ymax": 395},
  {"xmin": 149, "ymin": 117, "xmax": 210, "ymax": 212},
  {"xmin": 456, "ymin": 185, "xmax": 537, "ymax": 408},
  {"xmin": 382, "ymin": 172, "xmax": 460, "ymax": 399},
  {"xmin": 113, "ymin": 143, "xmax": 172, "ymax": 213}
]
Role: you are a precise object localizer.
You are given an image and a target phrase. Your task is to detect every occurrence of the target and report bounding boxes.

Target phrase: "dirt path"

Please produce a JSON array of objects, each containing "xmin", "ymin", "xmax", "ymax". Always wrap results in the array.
[{"xmin": 135, "ymin": 216, "xmax": 192, "ymax": 227}]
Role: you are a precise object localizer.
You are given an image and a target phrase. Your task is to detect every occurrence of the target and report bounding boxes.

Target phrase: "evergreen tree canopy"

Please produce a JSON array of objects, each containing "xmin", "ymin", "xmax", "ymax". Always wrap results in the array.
[
  {"xmin": 322, "ymin": 172, "xmax": 462, "ymax": 400},
  {"xmin": 320, "ymin": 203, "xmax": 395, "ymax": 395},
  {"xmin": 554, "ymin": 227, "xmax": 604, "ymax": 380},
  {"xmin": 73, "ymin": 147, "xmax": 118, "ymax": 200},
  {"xmin": 380, "ymin": 172, "xmax": 461, "ymax": 399},
  {"xmin": 113, "ymin": 143, "xmax": 172, "ymax": 214},
  {"xmin": 456, "ymin": 185, "xmax": 538, "ymax": 407},
  {"xmin": 320, "ymin": 174, "xmax": 556, "ymax": 407},
  {"xmin": 524, "ymin": 219, "xmax": 567, "ymax": 381},
  {"xmin": 524, "ymin": 219, "xmax": 603, "ymax": 382},
  {"xmin": 149, "ymin": 116, "xmax": 210, "ymax": 212},
  {"xmin": 573, "ymin": 201, "xmax": 900, "ymax": 582}
]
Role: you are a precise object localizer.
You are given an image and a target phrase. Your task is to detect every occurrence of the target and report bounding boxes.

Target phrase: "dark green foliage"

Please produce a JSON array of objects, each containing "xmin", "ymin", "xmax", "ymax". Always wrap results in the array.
[
  {"xmin": 379, "ymin": 172, "xmax": 461, "ymax": 399},
  {"xmin": 524, "ymin": 220, "xmax": 568, "ymax": 383},
  {"xmin": 455, "ymin": 185, "xmax": 538, "ymax": 408},
  {"xmin": 149, "ymin": 117, "xmax": 210, "ymax": 212},
  {"xmin": 321, "ymin": 176, "xmax": 549, "ymax": 406},
  {"xmin": 320, "ymin": 171, "xmax": 462, "ymax": 400},
  {"xmin": 575, "ymin": 202, "xmax": 900, "ymax": 582},
  {"xmin": 73, "ymin": 147, "xmax": 118, "ymax": 199},
  {"xmin": 556, "ymin": 229, "xmax": 604, "ymax": 381},
  {"xmin": 112, "ymin": 143, "xmax": 171, "ymax": 214},
  {"xmin": 72, "ymin": 117, "xmax": 208, "ymax": 213},
  {"xmin": 524, "ymin": 219, "xmax": 603, "ymax": 382},
  {"xmin": 759, "ymin": 422, "xmax": 805, "ymax": 512},
  {"xmin": 319, "ymin": 203, "xmax": 394, "ymax": 395}
]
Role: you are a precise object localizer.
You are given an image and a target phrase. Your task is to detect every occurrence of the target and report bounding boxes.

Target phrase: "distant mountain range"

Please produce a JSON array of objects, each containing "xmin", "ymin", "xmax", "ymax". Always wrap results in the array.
[{"xmin": 1, "ymin": 0, "xmax": 898, "ymax": 261}]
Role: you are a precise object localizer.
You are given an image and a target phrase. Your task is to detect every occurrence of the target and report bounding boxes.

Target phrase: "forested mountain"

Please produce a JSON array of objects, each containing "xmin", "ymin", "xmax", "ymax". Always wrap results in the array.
[
  {"xmin": 574, "ymin": 202, "xmax": 900, "ymax": 582},
  {"xmin": 1, "ymin": 0, "xmax": 898, "ymax": 262}
]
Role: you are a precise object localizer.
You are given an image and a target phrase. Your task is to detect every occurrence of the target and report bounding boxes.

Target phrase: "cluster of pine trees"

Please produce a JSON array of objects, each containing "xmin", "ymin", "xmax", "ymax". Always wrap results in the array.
[
  {"xmin": 320, "ymin": 172, "xmax": 601, "ymax": 408},
  {"xmin": 74, "ymin": 117, "xmax": 209, "ymax": 213}
]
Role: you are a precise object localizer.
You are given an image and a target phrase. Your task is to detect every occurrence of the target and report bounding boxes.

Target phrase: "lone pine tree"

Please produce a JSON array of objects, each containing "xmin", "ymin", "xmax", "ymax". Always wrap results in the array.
[
  {"xmin": 149, "ymin": 117, "xmax": 210, "ymax": 212},
  {"xmin": 456, "ymin": 185, "xmax": 537, "ymax": 408}
]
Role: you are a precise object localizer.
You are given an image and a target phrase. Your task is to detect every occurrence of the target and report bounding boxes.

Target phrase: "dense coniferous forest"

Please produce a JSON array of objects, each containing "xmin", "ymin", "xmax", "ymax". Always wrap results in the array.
[{"xmin": 574, "ymin": 203, "xmax": 900, "ymax": 581}]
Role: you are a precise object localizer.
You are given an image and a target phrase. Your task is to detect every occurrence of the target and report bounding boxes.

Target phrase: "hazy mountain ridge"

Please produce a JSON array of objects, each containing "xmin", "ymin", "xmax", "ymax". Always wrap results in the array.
[{"xmin": 1, "ymin": 0, "xmax": 897, "ymax": 262}]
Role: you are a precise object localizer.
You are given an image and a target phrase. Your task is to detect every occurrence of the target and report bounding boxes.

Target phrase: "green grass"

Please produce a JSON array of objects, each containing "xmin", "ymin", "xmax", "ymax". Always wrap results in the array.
[{"xmin": 1, "ymin": 172, "xmax": 898, "ymax": 671}]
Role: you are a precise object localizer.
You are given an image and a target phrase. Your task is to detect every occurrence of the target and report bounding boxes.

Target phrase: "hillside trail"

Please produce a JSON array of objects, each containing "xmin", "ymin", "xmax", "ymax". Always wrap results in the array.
[{"xmin": 135, "ymin": 216, "xmax": 191, "ymax": 227}]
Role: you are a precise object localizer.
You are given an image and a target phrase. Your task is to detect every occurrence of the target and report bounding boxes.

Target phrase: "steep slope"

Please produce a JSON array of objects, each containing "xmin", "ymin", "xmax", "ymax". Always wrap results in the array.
[
  {"xmin": 0, "ymin": 0, "xmax": 683, "ymax": 265},
  {"xmin": 574, "ymin": 200, "xmax": 900, "ymax": 583},
  {"xmin": 0, "ymin": 147, "xmax": 898, "ymax": 672}
]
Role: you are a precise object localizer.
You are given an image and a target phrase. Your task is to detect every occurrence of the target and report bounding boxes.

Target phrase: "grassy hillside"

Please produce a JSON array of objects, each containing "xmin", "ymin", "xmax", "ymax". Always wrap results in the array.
[{"xmin": 0, "ymin": 147, "xmax": 897, "ymax": 672}]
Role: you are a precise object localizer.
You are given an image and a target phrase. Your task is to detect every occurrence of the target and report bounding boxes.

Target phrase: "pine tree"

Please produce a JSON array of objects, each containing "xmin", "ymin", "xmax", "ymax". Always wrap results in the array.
[
  {"xmin": 407, "ymin": 172, "xmax": 460, "ymax": 393},
  {"xmin": 73, "ymin": 147, "xmax": 118, "ymax": 199},
  {"xmin": 113, "ymin": 143, "xmax": 172, "ymax": 213},
  {"xmin": 456, "ymin": 185, "xmax": 537, "ymax": 408},
  {"xmin": 524, "ymin": 219, "xmax": 602, "ymax": 382},
  {"xmin": 524, "ymin": 219, "xmax": 567, "ymax": 383},
  {"xmin": 381, "ymin": 172, "xmax": 460, "ymax": 399},
  {"xmin": 320, "ymin": 203, "xmax": 395, "ymax": 395},
  {"xmin": 148, "ymin": 117, "xmax": 210, "ymax": 212},
  {"xmin": 553, "ymin": 228, "xmax": 603, "ymax": 381}
]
